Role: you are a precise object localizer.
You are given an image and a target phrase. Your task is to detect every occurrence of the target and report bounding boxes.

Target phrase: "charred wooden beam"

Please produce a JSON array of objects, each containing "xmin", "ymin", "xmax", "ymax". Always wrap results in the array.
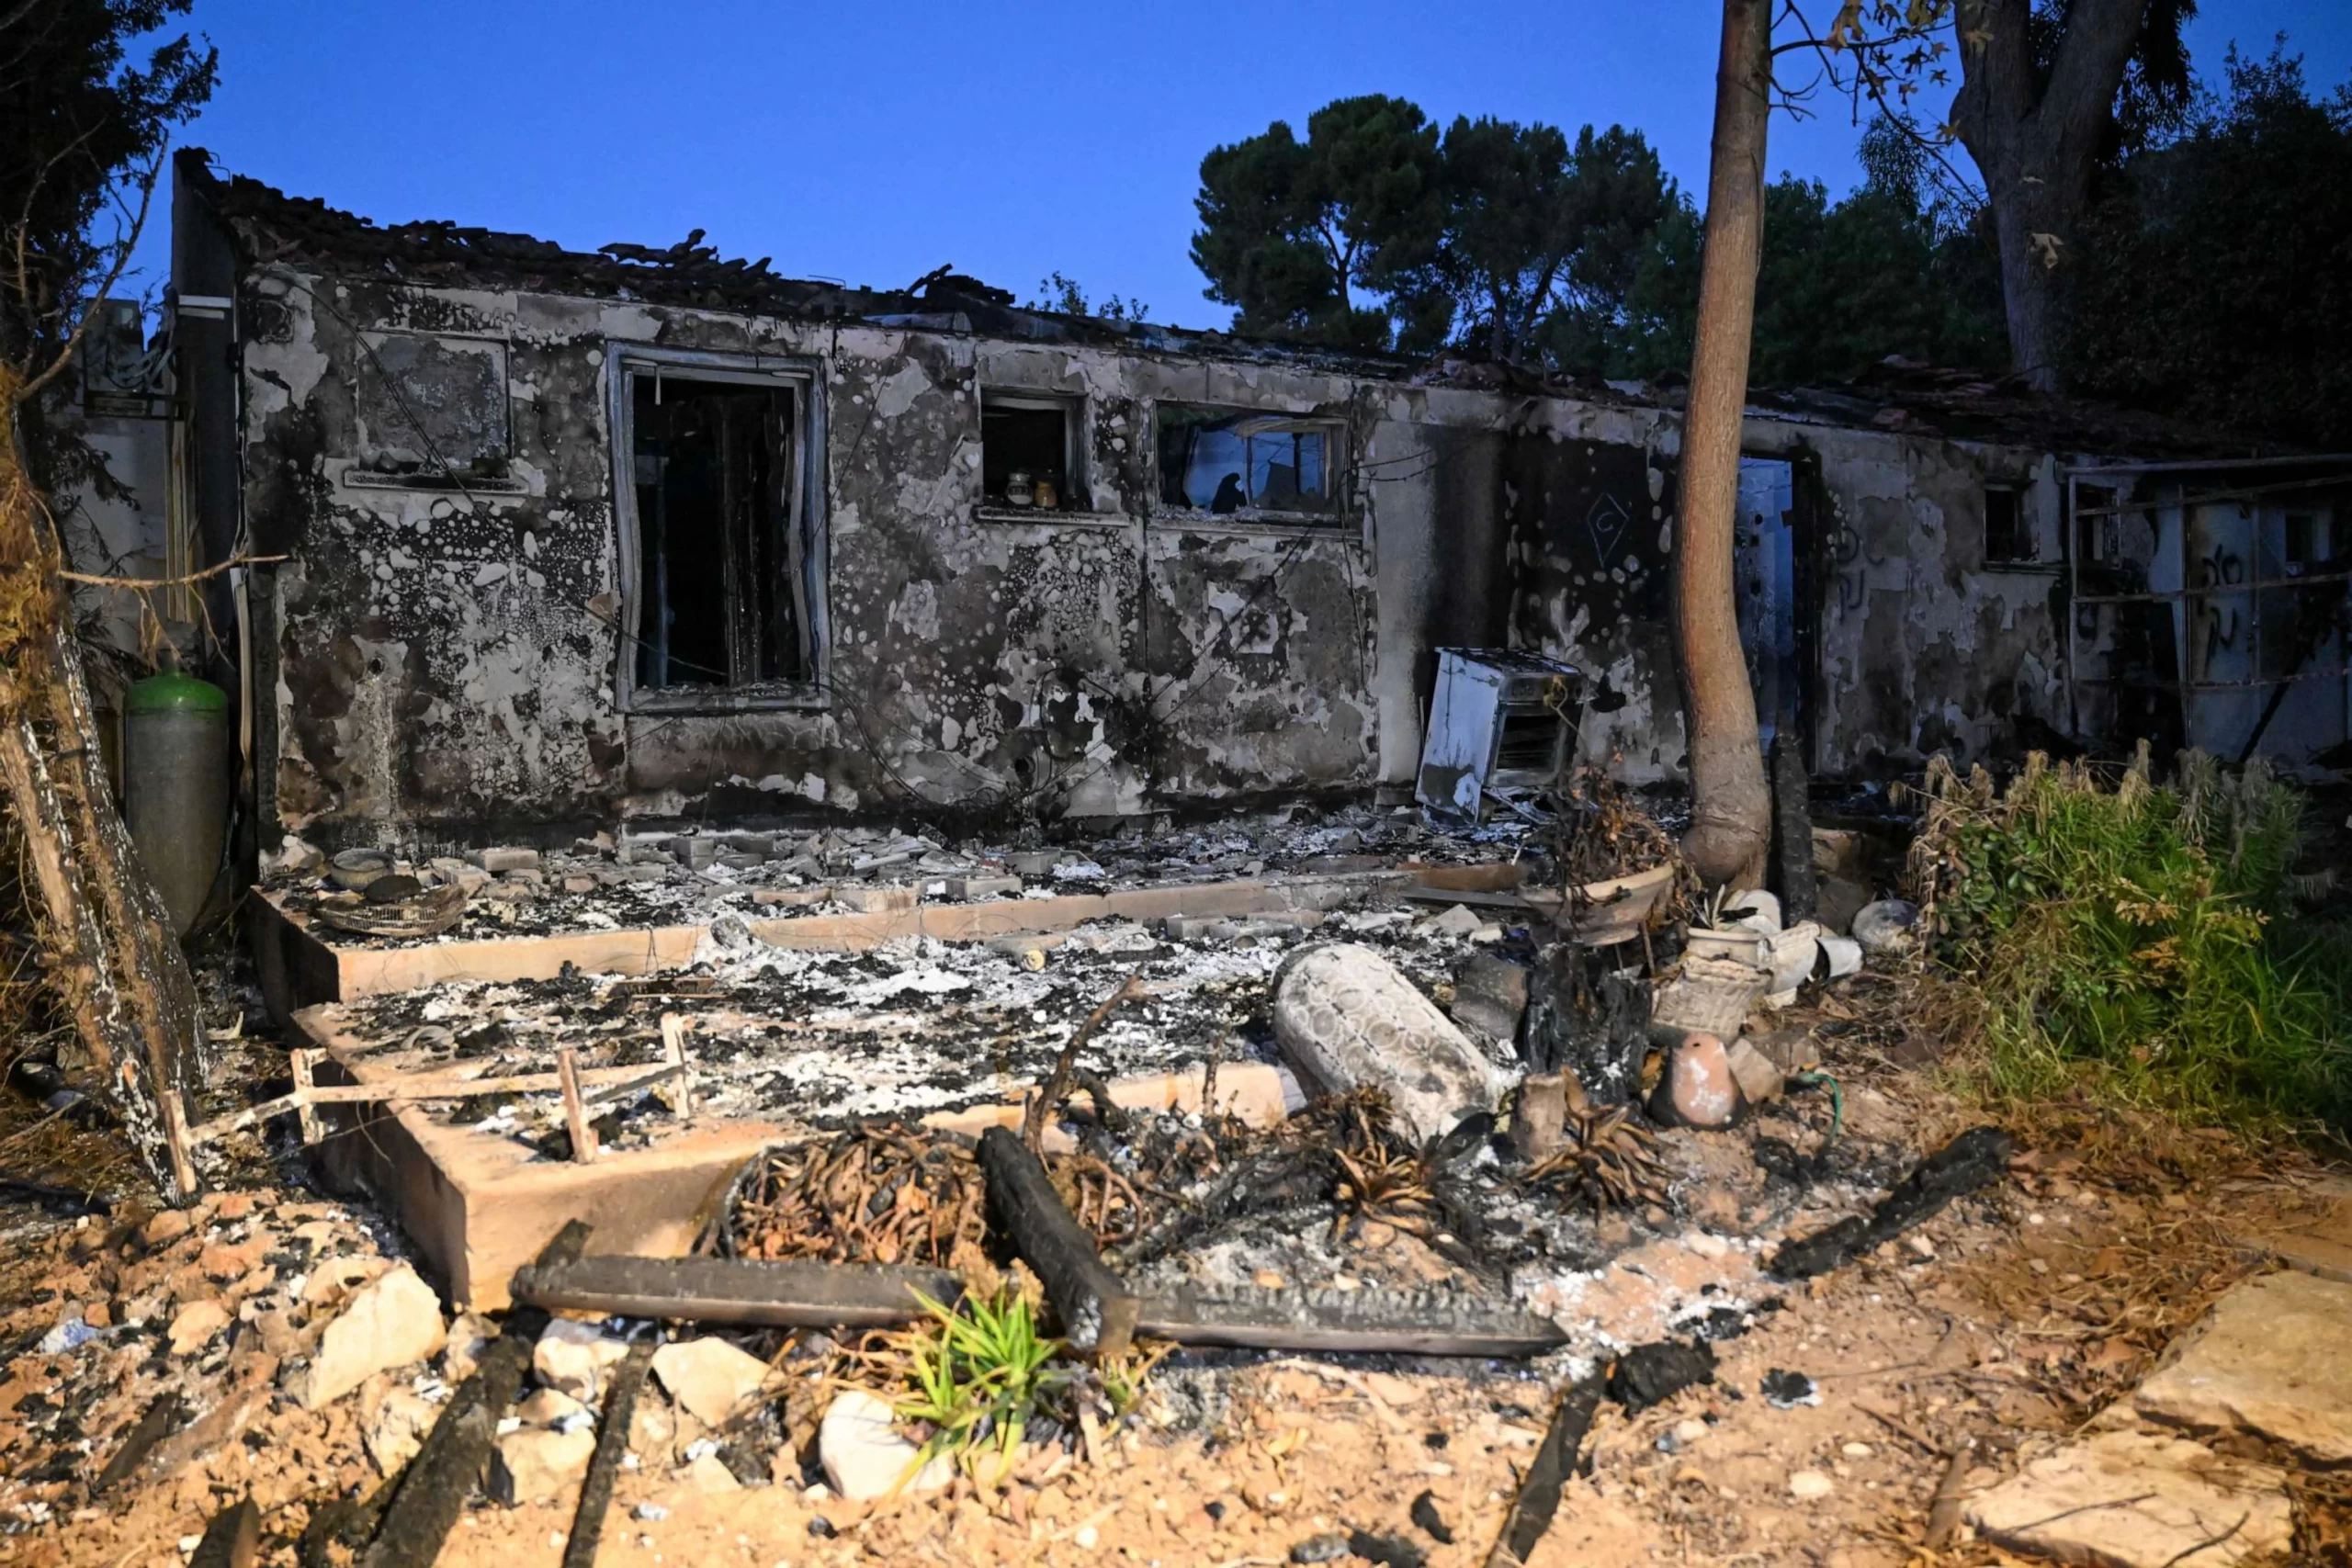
[
  {"xmin": 188, "ymin": 1497, "xmax": 260, "ymax": 1568},
  {"xmin": 1484, "ymin": 1372, "xmax": 1606, "ymax": 1568},
  {"xmin": 510, "ymin": 1253, "xmax": 965, "ymax": 1329},
  {"xmin": 978, "ymin": 1125, "xmax": 1136, "ymax": 1358},
  {"xmin": 356, "ymin": 1224, "xmax": 586, "ymax": 1568},
  {"xmin": 1136, "ymin": 1285, "xmax": 1566, "ymax": 1359},
  {"xmin": 561, "ymin": 1340, "xmax": 652, "ymax": 1568}
]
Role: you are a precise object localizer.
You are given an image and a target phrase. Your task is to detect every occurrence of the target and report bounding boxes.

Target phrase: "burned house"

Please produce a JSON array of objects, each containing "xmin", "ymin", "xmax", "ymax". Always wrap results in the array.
[{"xmin": 61, "ymin": 151, "xmax": 2350, "ymax": 858}]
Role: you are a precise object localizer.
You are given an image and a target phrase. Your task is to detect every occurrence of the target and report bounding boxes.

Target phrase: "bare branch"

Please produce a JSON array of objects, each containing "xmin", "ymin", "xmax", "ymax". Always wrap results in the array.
[{"xmin": 16, "ymin": 148, "xmax": 163, "ymax": 404}]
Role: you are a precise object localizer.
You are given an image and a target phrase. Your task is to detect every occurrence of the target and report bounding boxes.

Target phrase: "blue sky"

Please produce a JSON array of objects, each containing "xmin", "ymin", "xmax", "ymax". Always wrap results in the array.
[{"xmin": 133, "ymin": 0, "xmax": 2352, "ymax": 330}]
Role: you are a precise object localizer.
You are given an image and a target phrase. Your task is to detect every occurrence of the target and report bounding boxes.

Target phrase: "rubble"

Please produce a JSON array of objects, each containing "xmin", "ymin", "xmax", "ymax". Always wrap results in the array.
[
  {"xmin": 649, "ymin": 1337, "xmax": 772, "ymax": 1427},
  {"xmin": 290, "ymin": 1263, "xmax": 446, "ymax": 1410},
  {"xmin": 1449, "ymin": 953, "xmax": 1530, "ymax": 1043}
]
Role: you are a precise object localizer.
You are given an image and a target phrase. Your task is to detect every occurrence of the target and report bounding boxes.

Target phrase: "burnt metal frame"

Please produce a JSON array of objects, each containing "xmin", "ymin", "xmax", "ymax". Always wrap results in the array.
[
  {"xmin": 2062, "ymin": 457, "xmax": 2352, "ymax": 741},
  {"xmin": 607, "ymin": 344, "xmax": 830, "ymax": 715}
]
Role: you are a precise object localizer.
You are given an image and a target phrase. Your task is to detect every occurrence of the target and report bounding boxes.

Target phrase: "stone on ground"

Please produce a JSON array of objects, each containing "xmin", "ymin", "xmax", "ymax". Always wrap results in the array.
[
  {"xmin": 534, "ymin": 1318, "xmax": 631, "ymax": 1402},
  {"xmin": 651, "ymin": 1337, "xmax": 773, "ymax": 1427},
  {"xmin": 1966, "ymin": 1430, "xmax": 2290, "ymax": 1568},
  {"xmin": 684, "ymin": 1451, "xmax": 741, "ymax": 1493},
  {"xmin": 1425, "ymin": 905, "xmax": 1483, "ymax": 940},
  {"xmin": 365, "ymin": 1386, "xmax": 436, "ymax": 1475},
  {"xmin": 515, "ymin": 1386, "xmax": 590, "ymax": 1429},
  {"xmin": 1272, "ymin": 942, "xmax": 1510, "ymax": 1144},
  {"xmin": 2133, "ymin": 1269, "xmax": 2352, "ymax": 1463},
  {"xmin": 819, "ymin": 1389, "xmax": 952, "ymax": 1501},
  {"xmin": 490, "ymin": 1427, "xmax": 596, "ymax": 1506},
  {"xmin": 440, "ymin": 1311, "xmax": 497, "ymax": 1382},
  {"xmin": 292, "ymin": 1263, "xmax": 447, "ymax": 1410},
  {"xmin": 166, "ymin": 1298, "xmax": 231, "ymax": 1356}
]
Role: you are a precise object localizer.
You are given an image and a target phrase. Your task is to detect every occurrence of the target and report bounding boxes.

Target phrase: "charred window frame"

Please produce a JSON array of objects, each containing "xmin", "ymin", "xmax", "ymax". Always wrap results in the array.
[
  {"xmin": 610, "ymin": 346, "xmax": 828, "ymax": 713},
  {"xmin": 1153, "ymin": 404, "xmax": 1346, "ymax": 526},
  {"xmin": 979, "ymin": 391, "xmax": 1091, "ymax": 514},
  {"xmin": 1983, "ymin": 482, "xmax": 2038, "ymax": 566}
]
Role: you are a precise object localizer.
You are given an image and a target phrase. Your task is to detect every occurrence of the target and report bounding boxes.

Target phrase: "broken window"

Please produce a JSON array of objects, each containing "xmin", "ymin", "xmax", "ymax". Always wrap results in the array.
[
  {"xmin": 626, "ymin": 369, "xmax": 811, "ymax": 695},
  {"xmin": 1156, "ymin": 406, "xmax": 1341, "ymax": 520},
  {"xmin": 981, "ymin": 392, "xmax": 1086, "ymax": 511},
  {"xmin": 1983, "ymin": 484, "xmax": 2034, "ymax": 565}
]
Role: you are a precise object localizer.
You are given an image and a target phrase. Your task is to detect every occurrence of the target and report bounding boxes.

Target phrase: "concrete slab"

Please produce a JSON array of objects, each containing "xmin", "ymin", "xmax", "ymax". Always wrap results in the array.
[
  {"xmin": 294, "ymin": 1004, "xmax": 1295, "ymax": 1313},
  {"xmin": 1966, "ymin": 1430, "xmax": 2291, "ymax": 1568},
  {"xmin": 253, "ymin": 871, "xmax": 1396, "ymax": 1024},
  {"xmin": 2134, "ymin": 1269, "xmax": 2352, "ymax": 1463}
]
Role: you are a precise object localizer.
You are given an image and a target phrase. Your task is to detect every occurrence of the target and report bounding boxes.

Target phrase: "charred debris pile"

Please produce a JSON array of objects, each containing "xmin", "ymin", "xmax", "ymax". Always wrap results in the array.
[{"xmin": 10, "ymin": 770, "xmax": 2077, "ymax": 1568}]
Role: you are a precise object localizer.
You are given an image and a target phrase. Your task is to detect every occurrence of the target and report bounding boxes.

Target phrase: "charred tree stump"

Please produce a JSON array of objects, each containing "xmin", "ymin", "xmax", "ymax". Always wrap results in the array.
[
  {"xmin": 1768, "ymin": 732, "xmax": 1817, "ymax": 924},
  {"xmin": 1521, "ymin": 943, "xmax": 1649, "ymax": 1101}
]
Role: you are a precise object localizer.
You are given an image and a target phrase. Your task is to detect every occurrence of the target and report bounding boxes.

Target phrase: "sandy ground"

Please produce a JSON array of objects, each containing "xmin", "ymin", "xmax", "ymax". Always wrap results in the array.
[{"xmin": 0, "ymin": 1034, "xmax": 2332, "ymax": 1568}]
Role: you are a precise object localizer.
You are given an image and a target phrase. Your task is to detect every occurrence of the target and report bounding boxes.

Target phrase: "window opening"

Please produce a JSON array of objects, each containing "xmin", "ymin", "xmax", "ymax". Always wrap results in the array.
[
  {"xmin": 1157, "ymin": 406, "xmax": 1340, "ymax": 518},
  {"xmin": 1984, "ymin": 484, "xmax": 2033, "ymax": 564},
  {"xmin": 2075, "ymin": 484, "xmax": 2114, "ymax": 565},
  {"xmin": 630, "ymin": 375, "xmax": 807, "ymax": 691},
  {"xmin": 2284, "ymin": 511, "xmax": 2320, "ymax": 576},
  {"xmin": 981, "ymin": 394, "xmax": 1083, "ymax": 510}
]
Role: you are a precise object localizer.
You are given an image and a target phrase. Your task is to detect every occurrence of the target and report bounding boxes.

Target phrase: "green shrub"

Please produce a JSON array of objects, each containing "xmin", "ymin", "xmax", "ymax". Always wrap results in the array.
[{"xmin": 1914, "ymin": 748, "xmax": 2352, "ymax": 1131}]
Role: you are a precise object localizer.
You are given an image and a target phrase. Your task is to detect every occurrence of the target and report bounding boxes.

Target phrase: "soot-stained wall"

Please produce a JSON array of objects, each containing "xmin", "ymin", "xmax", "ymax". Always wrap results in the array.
[
  {"xmin": 227, "ymin": 261, "xmax": 2084, "ymax": 846},
  {"xmin": 234, "ymin": 271, "xmax": 1495, "ymax": 843}
]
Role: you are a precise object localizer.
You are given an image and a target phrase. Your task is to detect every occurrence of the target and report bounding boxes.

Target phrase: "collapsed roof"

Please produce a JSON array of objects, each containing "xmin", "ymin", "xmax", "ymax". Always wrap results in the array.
[{"xmin": 180, "ymin": 149, "xmax": 2301, "ymax": 460}]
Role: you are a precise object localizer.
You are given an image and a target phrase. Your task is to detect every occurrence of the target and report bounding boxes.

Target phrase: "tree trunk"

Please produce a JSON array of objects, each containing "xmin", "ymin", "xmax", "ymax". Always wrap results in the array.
[
  {"xmin": 0, "ymin": 368, "xmax": 205, "ymax": 1199},
  {"xmin": 1675, "ymin": 0, "xmax": 1774, "ymax": 888},
  {"xmin": 1951, "ymin": 0, "xmax": 2149, "ymax": 394}
]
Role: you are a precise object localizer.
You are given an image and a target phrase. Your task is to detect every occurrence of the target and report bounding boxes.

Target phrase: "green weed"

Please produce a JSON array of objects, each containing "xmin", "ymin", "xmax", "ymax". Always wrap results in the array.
[
  {"xmin": 872, "ymin": 1289, "xmax": 1167, "ymax": 1483},
  {"xmin": 892, "ymin": 1289, "xmax": 1069, "ymax": 1476},
  {"xmin": 1911, "ymin": 747, "xmax": 2352, "ymax": 1133}
]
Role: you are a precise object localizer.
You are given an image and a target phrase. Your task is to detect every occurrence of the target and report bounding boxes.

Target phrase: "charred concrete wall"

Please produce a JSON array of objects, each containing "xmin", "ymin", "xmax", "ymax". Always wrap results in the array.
[
  {"xmin": 1768, "ymin": 423, "xmax": 2069, "ymax": 773},
  {"xmin": 1501, "ymin": 403, "xmax": 2068, "ymax": 783},
  {"xmin": 232, "ymin": 270, "xmax": 1540, "ymax": 842},
  {"xmin": 226, "ymin": 261, "xmax": 2087, "ymax": 845}
]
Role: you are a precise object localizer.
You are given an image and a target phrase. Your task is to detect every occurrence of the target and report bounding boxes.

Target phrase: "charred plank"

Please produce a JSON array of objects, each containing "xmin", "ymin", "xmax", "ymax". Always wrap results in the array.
[
  {"xmin": 356, "ymin": 1224, "xmax": 586, "ymax": 1568},
  {"xmin": 188, "ymin": 1497, "xmax": 260, "ymax": 1568},
  {"xmin": 561, "ymin": 1340, "xmax": 652, "ymax": 1568},
  {"xmin": 1484, "ymin": 1373, "xmax": 1606, "ymax": 1568},
  {"xmin": 978, "ymin": 1125, "xmax": 1136, "ymax": 1358},
  {"xmin": 1135, "ymin": 1285, "xmax": 1566, "ymax": 1359},
  {"xmin": 510, "ymin": 1253, "xmax": 965, "ymax": 1329}
]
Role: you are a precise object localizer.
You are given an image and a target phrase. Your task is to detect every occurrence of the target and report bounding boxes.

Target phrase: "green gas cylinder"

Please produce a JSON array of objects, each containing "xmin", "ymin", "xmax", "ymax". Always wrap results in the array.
[{"xmin": 123, "ymin": 669, "xmax": 229, "ymax": 938}]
